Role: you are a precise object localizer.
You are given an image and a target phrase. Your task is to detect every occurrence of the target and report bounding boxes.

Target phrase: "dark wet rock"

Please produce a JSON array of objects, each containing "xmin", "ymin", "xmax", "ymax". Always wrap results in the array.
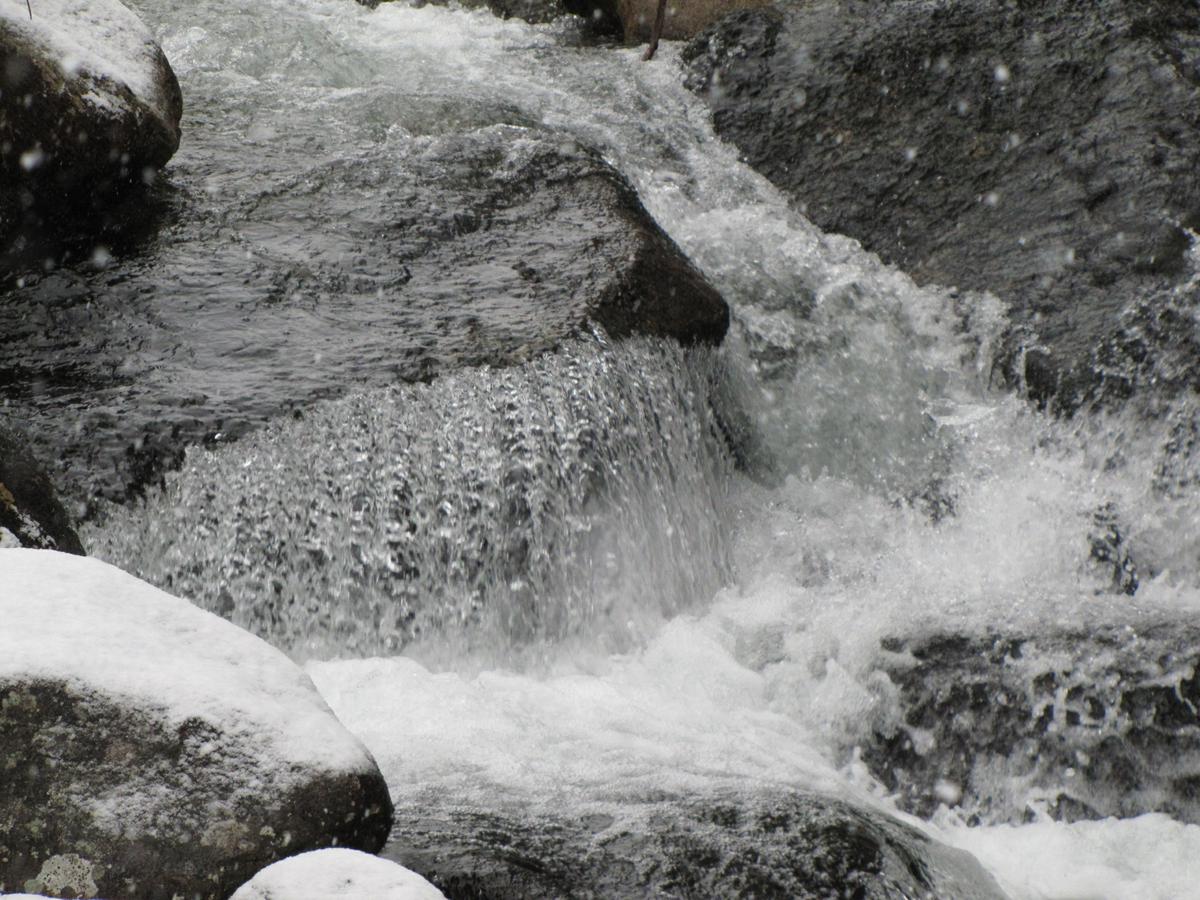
[
  {"xmin": 0, "ymin": 550, "xmax": 394, "ymax": 900},
  {"xmin": 2, "ymin": 125, "xmax": 728, "ymax": 506},
  {"xmin": 1088, "ymin": 502, "xmax": 1140, "ymax": 596},
  {"xmin": 683, "ymin": 0, "xmax": 1200, "ymax": 412},
  {"xmin": 357, "ymin": 0, "xmax": 566, "ymax": 25},
  {"xmin": 561, "ymin": 0, "xmax": 768, "ymax": 43},
  {"xmin": 384, "ymin": 790, "xmax": 1008, "ymax": 899},
  {"xmin": 864, "ymin": 623, "xmax": 1200, "ymax": 826},
  {"xmin": 0, "ymin": 418, "xmax": 84, "ymax": 554},
  {"xmin": 0, "ymin": 0, "xmax": 183, "ymax": 268}
]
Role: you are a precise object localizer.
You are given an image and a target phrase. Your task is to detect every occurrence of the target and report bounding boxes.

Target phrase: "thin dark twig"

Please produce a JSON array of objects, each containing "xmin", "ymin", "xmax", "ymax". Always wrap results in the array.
[
  {"xmin": 642, "ymin": 0, "xmax": 668, "ymax": 60},
  {"xmin": 26, "ymin": 0, "xmax": 32, "ymax": 19}
]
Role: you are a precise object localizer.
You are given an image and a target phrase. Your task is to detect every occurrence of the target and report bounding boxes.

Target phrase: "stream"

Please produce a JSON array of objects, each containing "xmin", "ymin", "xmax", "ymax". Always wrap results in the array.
[{"xmin": 41, "ymin": 0, "xmax": 1200, "ymax": 895}]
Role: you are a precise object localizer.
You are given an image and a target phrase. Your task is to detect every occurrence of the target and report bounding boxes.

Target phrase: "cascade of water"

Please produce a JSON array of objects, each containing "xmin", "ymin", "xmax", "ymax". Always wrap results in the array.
[
  {"xmin": 75, "ymin": 0, "xmax": 1200, "ymax": 894},
  {"xmin": 90, "ymin": 338, "xmax": 733, "ymax": 664}
]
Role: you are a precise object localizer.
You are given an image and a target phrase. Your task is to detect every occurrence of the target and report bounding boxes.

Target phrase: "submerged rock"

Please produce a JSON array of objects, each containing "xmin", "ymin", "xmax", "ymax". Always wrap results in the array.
[
  {"xmin": 384, "ymin": 791, "xmax": 1008, "ymax": 899},
  {"xmin": 683, "ymin": 0, "xmax": 1200, "ymax": 412},
  {"xmin": 358, "ymin": 0, "xmax": 567, "ymax": 26},
  {"xmin": 0, "ymin": 0, "xmax": 183, "ymax": 264},
  {"xmin": 0, "ymin": 419, "xmax": 84, "ymax": 554},
  {"xmin": 0, "ymin": 550, "xmax": 393, "ymax": 900},
  {"xmin": 4, "ymin": 126, "xmax": 728, "ymax": 505},
  {"xmin": 864, "ymin": 623, "xmax": 1200, "ymax": 826},
  {"xmin": 232, "ymin": 849, "xmax": 446, "ymax": 900}
]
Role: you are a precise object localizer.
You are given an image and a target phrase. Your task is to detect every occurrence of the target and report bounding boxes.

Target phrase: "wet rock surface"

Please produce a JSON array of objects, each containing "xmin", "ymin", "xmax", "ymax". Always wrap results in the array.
[
  {"xmin": 0, "ymin": 0, "xmax": 183, "ymax": 268},
  {"xmin": 0, "ymin": 418, "xmax": 84, "ymax": 553},
  {"xmin": 562, "ymin": 0, "xmax": 768, "ymax": 43},
  {"xmin": 2, "ymin": 125, "xmax": 727, "ymax": 507},
  {"xmin": 359, "ymin": 0, "xmax": 568, "ymax": 26},
  {"xmin": 683, "ymin": 0, "xmax": 1200, "ymax": 411},
  {"xmin": 864, "ymin": 623, "xmax": 1200, "ymax": 826},
  {"xmin": 0, "ymin": 550, "xmax": 394, "ymax": 900},
  {"xmin": 384, "ymin": 790, "xmax": 1009, "ymax": 899}
]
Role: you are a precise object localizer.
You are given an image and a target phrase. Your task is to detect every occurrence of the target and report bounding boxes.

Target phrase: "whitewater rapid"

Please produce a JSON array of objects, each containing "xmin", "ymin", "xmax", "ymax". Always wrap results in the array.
[{"xmin": 85, "ymin": 0, "xmax": 1200, "ymax": 895}]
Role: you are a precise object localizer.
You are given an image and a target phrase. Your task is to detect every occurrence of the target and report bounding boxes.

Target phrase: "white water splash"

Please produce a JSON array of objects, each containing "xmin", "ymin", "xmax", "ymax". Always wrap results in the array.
[{"xmin": 88, "ymin": 0, "xmax": 1200, "ymax": 894}]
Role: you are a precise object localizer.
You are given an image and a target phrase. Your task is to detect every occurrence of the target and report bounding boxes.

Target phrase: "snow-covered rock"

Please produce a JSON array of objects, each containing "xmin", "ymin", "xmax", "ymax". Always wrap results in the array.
[
  {"xmin": 231, "ymin": 849, "xmax": 446, "ymax": 900},
  {"xmin": 0, "ymin": 0, "xmax": 182, "ymax": 239},
  {"xmin": 0, "ymin": 549, "xmax": 393, "ymax": 900}
]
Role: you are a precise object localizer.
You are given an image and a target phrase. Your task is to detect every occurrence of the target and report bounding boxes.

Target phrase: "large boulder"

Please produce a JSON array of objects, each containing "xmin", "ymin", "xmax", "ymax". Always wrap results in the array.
[
  {"xmin": 0, "ymin": 418, "xmax": 84, "ymax": 554},
  {"xmin": 683, "ymin": 0, "xmax": 1200, "ymax": 411},
  {"xmin": 383, "ymin": 791, "xmax": 1009, "ymax": 899},
  {"xmin": 862, "ymin": 623, "xmax": 1200, "ymax": 826},
  {"xmin": 0, "ymin": 549, "xmax": 394, "ymax": 900},
  {"xmin": 4, "ymin": 126, "xmax": 728, "ymax": 506},
  {"xmin": 0, "ymin": 0, "xmax": 183, "ymax": 260}
]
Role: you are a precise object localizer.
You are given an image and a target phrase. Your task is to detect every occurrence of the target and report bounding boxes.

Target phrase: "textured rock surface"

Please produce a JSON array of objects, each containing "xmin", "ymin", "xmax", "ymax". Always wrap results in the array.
[
  {"xmin": 384, "ymin": 791, "xmax": 1009, "ymax": 899},
  {"xmin": 863, "ymin": 624, "xmax": 1200, "ymax": 826},
  {"xmin": 0, "ymin": 418, "xmax": 84, "ymax": 553},
  {"xmin": 0, "ymin": 0, "xmax": 182, "ymax": 264},
  {"xmin": 0, "ymin": 550, "xmax": 393, "ymax": 900},
  {"xmin": 564, "ymin": 0, "xmax": 768, "ymax": 43},
  {"xmin": 683, "ymin": 0, "xmax": 1200, "ymax": 411},
  {"xmin": 4, "ymin": 126, "xmax": 728, "ymax": 506},
  {"xmin": 232, "ymin": 849, "xmax": 445, "ymax": 900}
]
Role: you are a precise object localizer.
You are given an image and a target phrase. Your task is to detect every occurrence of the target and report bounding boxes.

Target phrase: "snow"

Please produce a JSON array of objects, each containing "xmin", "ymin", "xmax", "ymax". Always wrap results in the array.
[
  {"xmin": 0, "ymin": 0, "xmax": 173, "ymax": 121},
  {"xmin": 0, "ymin": 548, "xmax": 378, "ymax": 823},
  {"xmin": 230, "ymin": 849, "xmax": 446, "ymax": 900}
]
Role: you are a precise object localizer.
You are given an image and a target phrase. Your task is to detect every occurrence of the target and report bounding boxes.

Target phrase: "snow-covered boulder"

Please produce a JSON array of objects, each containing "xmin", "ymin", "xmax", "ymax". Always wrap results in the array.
[
  {"xmin": 231, "ymin": 849, "xmax": 446, "ymax": 900},
  {"xmin": 0, "ymin": 0, "xmax": 182, "ymax": 238},
  {"xmin": 0, "ymin": 549, "xmax": 393, "ymax": 900}
]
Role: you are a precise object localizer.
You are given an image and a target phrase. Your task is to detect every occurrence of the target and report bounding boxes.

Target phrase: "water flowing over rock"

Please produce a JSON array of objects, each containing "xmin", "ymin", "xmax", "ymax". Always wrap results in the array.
[
  {"xmin": 3, "ymin": 125, "xmax": 727, "ymax": 506},
  {"xmin": 88, "ymin": 339, "xmax": 733, "ymax": 659},
  {"xmin": 0, "ymin": 549, "xmax": 393, "ymax": 900},
  {"xmin": 0, "ymin": 418, "xmax": 84, "ymax": 553},
  {"xmin": 383, "ymin": 791, "xmax": 1010, "ymax": 899},
  {"xmin": 863, "ymin": 623, "xmax": 1200, "ymax": 826},
  {"xmin": 0, "ymin": 0, "xmax": 183, "ymax": 267},
  {"xmin": 682, "ymin": 0, "xmax": 1200, "ymax": 412}
]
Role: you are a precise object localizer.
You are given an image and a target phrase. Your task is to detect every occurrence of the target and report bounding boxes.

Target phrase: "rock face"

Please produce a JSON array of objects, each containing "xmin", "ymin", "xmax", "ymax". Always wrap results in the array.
[
  {"xmin": 863, "ymin": 624, "xmax": 1200, "ymax": 826},
  {"xmin": 0, "ymin": 550, "xmax": 394, "ymax": 900},
  {"xmin": 232, "ymin": 849, "xmax": 446, "ymax": 900},
  {"xmin": 683, "ymin": 0, "xmax": 1200, "ymax": 411},
  {"xmin": 563, "ymin": 0, "xmax": 767, "ymax": 42},
  {"xmin": 0, "ymin": 0, "xmax": 183, "ymax": 261},
  {"xmin": 384, "ymin": 792, "xmax": 1009, "ymax": 899},
  {"xmin": 3, "ymin": 126, "xmax": 728, "ymax": 506},
  {"xmin": 0, "ymin": 419, "xmax": 84, "ymax": 554}
]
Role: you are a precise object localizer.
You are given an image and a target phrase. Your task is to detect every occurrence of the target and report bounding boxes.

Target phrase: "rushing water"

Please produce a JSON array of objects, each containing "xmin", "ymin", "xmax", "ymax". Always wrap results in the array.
[{"xmin": 77, "ymin": 0, "xmax": 1200, "ymax": 895}]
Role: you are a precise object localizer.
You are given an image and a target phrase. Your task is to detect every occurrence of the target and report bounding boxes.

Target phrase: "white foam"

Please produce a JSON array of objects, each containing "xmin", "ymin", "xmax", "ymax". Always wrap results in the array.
[{"xmin": 943, "ymin": 814, "xmax": 1200, "ymax": 900}]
